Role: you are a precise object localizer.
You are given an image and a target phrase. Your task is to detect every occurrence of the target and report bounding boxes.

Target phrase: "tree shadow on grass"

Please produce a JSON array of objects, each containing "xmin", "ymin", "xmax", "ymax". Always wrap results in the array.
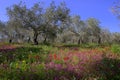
[
  {"xmin": 0, "ymin": 46, "xmax": 49, "ymax": 63},
  {"xmin": 93, "ymin": 56, "xmax": 120, "ymax": 80}
]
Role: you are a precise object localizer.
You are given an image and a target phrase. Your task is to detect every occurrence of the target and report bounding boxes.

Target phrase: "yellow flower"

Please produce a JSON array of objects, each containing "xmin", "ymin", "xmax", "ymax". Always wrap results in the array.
[
  {"xmin": 22, "ymin": 60, "xmax": 26, "ymax": 63},
  {"xmin": 16, "ymin": 63, "xmax": 19, "ymax": 68}
]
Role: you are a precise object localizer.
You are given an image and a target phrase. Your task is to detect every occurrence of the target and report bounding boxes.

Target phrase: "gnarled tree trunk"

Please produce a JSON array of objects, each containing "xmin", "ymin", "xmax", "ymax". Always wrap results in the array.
[
  {"xmin": 9, "ymin": 38, "xmax": 12, "ymax": 43},
  {"xmin": 33, "ymin": 32, "xmax": 39, "ymax": 45}
]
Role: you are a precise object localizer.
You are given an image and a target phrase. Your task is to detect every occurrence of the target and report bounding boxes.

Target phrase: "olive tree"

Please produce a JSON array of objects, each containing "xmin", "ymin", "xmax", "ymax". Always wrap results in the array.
[
  {"xmin": 100, "ymin": 28, "xmax": 111, "ymax": 44},
  {"xmin": 86, "ymin": 18, "xmax": 101, "ymax": 44},
  {"xmin": 111, "ymin": 0, "xmax": 120, "ymax": 19},
  {"xmin": 7, "ymin": 3, "xmax": 47, "ymax": 44},
  {"xmin": 0, "ymin": 21, "xmax": 6, "ymax": 41},
  {"xmin": 70, "ymin": 15, "xmax": 87, "ymax": 44},
  {"xmin": 7, "ymin": 1, "xmax": 70, "ymax": 45}
]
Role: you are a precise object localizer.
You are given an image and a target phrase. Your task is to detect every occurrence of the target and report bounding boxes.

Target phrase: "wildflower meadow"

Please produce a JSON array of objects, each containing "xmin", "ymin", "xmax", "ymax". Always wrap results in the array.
[{"xmin": 0, "ymin": 43, "xmax": 119, "ymax": 80}]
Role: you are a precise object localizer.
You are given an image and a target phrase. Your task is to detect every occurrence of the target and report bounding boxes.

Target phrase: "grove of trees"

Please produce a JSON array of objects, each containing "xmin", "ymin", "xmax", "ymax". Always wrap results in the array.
[{"xmin": 0, "ymin": 1, "xmax": 120, "ymax": 45}]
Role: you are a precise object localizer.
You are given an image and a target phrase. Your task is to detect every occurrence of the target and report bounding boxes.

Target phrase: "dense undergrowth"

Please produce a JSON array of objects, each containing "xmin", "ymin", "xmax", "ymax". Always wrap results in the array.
[{"xmin": 0, "ymin": 43, "xmax": 120, "ymax": 80}]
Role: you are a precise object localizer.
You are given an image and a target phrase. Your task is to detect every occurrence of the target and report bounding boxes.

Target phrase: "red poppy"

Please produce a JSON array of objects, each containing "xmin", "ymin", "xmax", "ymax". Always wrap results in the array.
[
  {"xmin": 53, "ymin": 54, "xmax": 57, "ymax": 60},
  {"xmin": 63, "ymin": 57, "xmax": 69, "ymax": 61}
]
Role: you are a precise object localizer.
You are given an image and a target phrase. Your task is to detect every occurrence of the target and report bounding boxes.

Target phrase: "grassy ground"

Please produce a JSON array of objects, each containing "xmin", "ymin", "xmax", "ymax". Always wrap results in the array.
[{"xmin": 0, "ymin": 43, "xmax": 120, "ymax": 80}]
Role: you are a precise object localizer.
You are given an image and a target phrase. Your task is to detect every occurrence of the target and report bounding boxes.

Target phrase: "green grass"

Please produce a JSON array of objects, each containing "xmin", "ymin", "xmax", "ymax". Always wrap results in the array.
[
  {"xmin": 0, "ymin": 43, "xmax": 120, "ymax": 80},
  {"xmin": 111, "ymin": 44, "xmax": 120, "ymax": 54}
]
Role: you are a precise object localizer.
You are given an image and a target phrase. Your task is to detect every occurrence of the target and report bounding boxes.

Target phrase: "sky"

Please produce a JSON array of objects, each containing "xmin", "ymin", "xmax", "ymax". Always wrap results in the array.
[{"xmin": 0, "ymin": 0, "xmax": 120, "ymax": 32}]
